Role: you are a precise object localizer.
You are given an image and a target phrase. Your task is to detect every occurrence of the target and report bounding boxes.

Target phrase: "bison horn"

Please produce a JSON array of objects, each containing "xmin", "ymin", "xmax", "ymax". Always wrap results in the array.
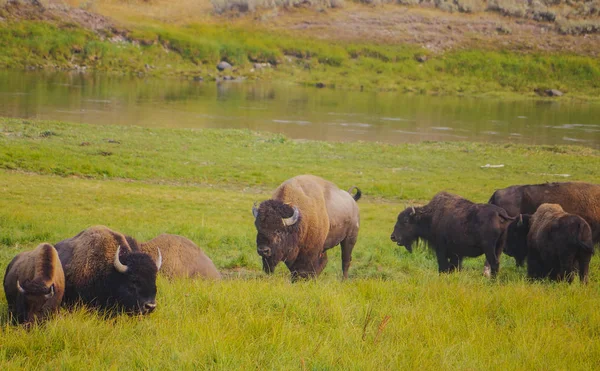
[
  {"xmin": 282, "ymin": 206, "xmax": 300, "ymax": 226},
  {"xmin": 252, "ymin": 202, "xmax": 259, "ymax": 219},
  {"xmin": 45, "ymin": 284, "xmax": 55, "ymax": 299},
  {"xmin": 410, "ymin": 206, "xmax": 416, "ymax": 215},
  {"xmin": 156, "ymin": 248, "xmax": 163, "ymax": 271},
  {"xmin": 114, "ymin": 246, "xmax": 129, "ymax": 274},
  {"xmin": 518, "ymin": 214, "xmax": 523, "ymax": 226},
  {"xmin": 16, "ymin": 280, "xmax": 26, "ymax": 294}
]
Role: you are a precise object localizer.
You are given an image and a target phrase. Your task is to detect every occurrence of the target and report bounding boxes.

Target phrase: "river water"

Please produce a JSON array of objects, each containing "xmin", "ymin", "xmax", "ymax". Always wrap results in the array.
[{"xmin": 1, "ymin": 71, "xmax": 599, "ymax": 148}]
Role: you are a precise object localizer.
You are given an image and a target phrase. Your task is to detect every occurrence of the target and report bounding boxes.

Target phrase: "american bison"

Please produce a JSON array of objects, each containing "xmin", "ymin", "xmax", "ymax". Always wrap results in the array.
[
  {"xmin": 390, "ymin": 192, "xmax": 514, "ymax": 276},
  {"xmin": 252, "ymin": 174, "xmax": 361, "ymax": 280},
  {"xmin": 3, "ymin": 243, "xmax": 65, "ymax": 325},
  {"xmin": 131, "ymin": 234, "xmax": 221, "ymax": 280},
  {"xmin": 54, "ymin": 225, "xmax": 161, "ymax": 314},
  {"xmin": 503, "ymin": 214, "xmax": 532, "ymax": 267},
  {"xmin": 507, "ymin": 204, "xmax": 594, "ymax": 283},
  {"xmin": 489, "ymin": 182, "xmax": 600, "ymax": 244}
]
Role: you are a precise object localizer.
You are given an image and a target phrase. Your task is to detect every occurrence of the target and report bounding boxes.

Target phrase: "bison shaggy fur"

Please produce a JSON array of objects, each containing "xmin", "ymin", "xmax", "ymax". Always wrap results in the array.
[
  {"xmin": 3, "ymin": 243, "xmax": 65, "ymax": 325},
  {"xmin": 390, "ymin": 192, "xmax": 513, "ymax": 276},
  {"xmin": 489, "ymin": 182, "xmax": 600, "ymax": 245},
  {"xmin": 131, "ymin": 234, "xmax": 221, "ymax": 280},
  {"xmin": 508, "ymin": 204, "xmax": 594, "ymax": 283},
  {"xmin": 253, "ymin": 174, "xmax": 361, "ymax": 281},
  {"xmin": 54, "ymin": 225, "xmax": 161, "ymax": 314}
]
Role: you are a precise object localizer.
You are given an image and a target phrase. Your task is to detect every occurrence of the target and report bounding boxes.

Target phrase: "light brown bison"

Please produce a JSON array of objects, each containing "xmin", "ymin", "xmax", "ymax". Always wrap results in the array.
[
  {"xmin": 252, "ymin": 174, "xmax": 361, "ymax": 280},
  {"xmin": 520, "ymin": 204, "xmax": 593, "ymax": 283},
  {"xmin": 391, "ymin": 192, "xmax": 514, "ymax": 276},
  {"xmin": 3, "ymin": 243, "xmax": 65, "ymax": 325},
  {"xmin": 131, "ymin": 234, "xmax": 221, "ymax": 280},
  {"xmin": 489, "ymin": 182, "xmax": 600, "ymax": 245},
  {"xmin": 54, "ymin": 225, "xmax": 161, "ymax": 314}
]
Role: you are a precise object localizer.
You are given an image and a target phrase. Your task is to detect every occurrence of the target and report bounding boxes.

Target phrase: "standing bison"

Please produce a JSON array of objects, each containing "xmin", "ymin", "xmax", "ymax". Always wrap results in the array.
[
  {"xmin": 54, "ymin": 225, "xmax": 161, "ymax": 314},
  {"xmin": 390, "ymin": 192, "xmax": 513, "ymax": 276},
  {"xmin": 3, "ymin": 243, "xmax": 65, "ymax": 325},
  {"xmin": 132, "ymin": 234, "xmax": 221, "ymax": 280},
  {"xmin": 507, "ymin": 204, "xmax": 594, "ymax": 283},
  {"xmin": 489, "ymin": 182, "xmax": 600, "ymax": 244},
  {"xmin": 252, "ymin": 174, "xmax": 361, "ymax": 280}
]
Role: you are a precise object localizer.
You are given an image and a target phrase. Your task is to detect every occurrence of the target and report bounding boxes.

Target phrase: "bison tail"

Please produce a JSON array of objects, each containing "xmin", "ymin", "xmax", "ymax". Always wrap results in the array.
[{"xmin": 348, "ymin": 186, "xmax": 362, "ymax": 202}]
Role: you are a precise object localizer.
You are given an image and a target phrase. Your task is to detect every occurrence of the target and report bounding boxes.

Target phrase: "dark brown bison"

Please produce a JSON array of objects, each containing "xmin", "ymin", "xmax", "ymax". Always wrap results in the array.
[
  {"xmin": 130, "ymin": 234, "xmax": 221, "ymax": 280},
  {"xmin": 507, "ymin": 204, "xmax": 594, "ymax": 283},
  {"xmin": 489, "ymin": 182, "xmax": 600, "ymax": 244},
  {"xmin": 3, "ymin": 243, "xmax": 65, "ymax": 325},
  {"xmin": 390, "ymin": 192, "xmax": 514, "ymax": 276},
  {"xmin": 252, "ymin": 174, "xmax": 361, "ymax": 280},
  {"xmin": 54, "ymin": 225, "xmax": 161, "ymax": 314}
]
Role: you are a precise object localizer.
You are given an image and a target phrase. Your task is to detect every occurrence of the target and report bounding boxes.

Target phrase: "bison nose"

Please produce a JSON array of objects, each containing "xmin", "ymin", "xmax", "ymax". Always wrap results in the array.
[
  {"xmin": 258, "ymin": 246, "xmax": 271, "ymax": 257},
  {"xmin": 390, "ymin": 234, "xmax": 397, "ymax": 242},
  {"xmin": 144, "ymin": 301, "xmax": 157, "ymax": 313}
]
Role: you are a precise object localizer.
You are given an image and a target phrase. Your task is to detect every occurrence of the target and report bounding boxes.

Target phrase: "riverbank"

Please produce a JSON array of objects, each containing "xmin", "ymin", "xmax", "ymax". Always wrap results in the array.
[
  {"xmin": 1, "ymin": 117, "xmax": 600, "ymax": 368},
  {"xmin": 0, "ymin": 2, "xmax": 599, "ymax": 99}
]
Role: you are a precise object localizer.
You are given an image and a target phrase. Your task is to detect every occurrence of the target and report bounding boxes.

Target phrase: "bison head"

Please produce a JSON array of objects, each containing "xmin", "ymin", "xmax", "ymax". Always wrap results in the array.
[
  {"xmin": 106, "ymin": 246, "xmax": 162, "ymax": 314},
  {"xmin": 504, "ymin": 214, "xmax": 531, "ymax": 267},
  {"xmin": 14, "ymin": 279, "xmax": 56, "ymax": 325},
  {"xmin": 252, "ymin": 200, "xmax": 301, "ymax": 274},
  {"xmin": 390, "ymin": 206, "xmax": 423, "ymax": 253}
]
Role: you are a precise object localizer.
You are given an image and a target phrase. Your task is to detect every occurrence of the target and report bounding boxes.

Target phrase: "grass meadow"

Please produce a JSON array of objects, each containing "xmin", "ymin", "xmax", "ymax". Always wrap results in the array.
[{"xmin": 1, "ymin": 117, "xmax": 600, "ymax": 368}]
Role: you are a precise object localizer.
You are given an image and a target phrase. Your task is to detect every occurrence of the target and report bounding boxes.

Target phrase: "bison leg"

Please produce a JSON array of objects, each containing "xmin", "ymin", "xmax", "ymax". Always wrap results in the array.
[
  {"xmin": 483, "ymin": 248, "xmax": 500, "ymax": 278},
  {"xmin": 436, "ymin": 250, "xmax": 450, "ymax": 273},
  {"xmin": 448, "ymin": 255, "xmax": 462, "ymax": 272},
  {"xmin": 340, "ymin": 236, "xmax": 357, "ymax": 280},
  {"xmin": 578, "ymin": 255, "xmax": 591, "ymax": 284},
  {"xmin": 287, "ymin": 252, "xmax": 323, "ymax": 282}
]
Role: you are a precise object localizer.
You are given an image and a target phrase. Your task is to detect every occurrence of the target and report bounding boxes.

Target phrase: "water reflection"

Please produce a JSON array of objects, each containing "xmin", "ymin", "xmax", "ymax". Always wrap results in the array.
[{"xmin": 0, "ymin": 70, "xmax": 599, "ymax": 148}]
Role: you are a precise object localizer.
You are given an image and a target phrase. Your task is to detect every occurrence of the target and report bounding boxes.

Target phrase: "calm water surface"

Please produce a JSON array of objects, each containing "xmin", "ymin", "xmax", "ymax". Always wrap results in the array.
[{"xmin": 1, "ymin": 71, "xmax": 599, "ymax": 148}]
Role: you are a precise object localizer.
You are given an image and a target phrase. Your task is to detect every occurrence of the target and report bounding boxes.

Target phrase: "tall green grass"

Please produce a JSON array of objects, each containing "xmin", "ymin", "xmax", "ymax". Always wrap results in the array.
[{"xmin": 1, "ymin": 117, "xmax": 600, "ymax": 368}]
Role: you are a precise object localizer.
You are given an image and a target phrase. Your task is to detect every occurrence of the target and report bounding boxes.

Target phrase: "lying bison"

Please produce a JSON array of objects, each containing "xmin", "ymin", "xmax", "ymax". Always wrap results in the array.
[
  {"xmin": 3, "ymin": 243, "xmax": 65, "ymax": 325},
  {"xmin": 390, "ymin": 192, "xmax": 513, "ymax": 276},
  {"xmin": 489, "ymin": 182, "xmax": 600, "ymax": 244},
  {"xmin": 507, "ymin": 204, "xmax": 594, "ymax": 283},
  {"xmin": 55, "ymin": 225, "xmax": 161, "ymax": 314},
  {"xmin": 130, "ymin": 234, "xmax": 221, "ymax": 280},
  {"xmin": 252, "ymin": 174, "xmax": 361, "ymax": 280}
]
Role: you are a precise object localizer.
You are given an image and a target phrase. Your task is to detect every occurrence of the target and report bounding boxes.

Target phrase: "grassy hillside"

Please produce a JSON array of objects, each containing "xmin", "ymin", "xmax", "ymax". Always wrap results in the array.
[
  {"xmin": 1, "ymin": 2, "xmax": 600, "ymax": 98},
  {"xmin": 1, "ymin": 117, "xmax": 600, "ymax": 368}
]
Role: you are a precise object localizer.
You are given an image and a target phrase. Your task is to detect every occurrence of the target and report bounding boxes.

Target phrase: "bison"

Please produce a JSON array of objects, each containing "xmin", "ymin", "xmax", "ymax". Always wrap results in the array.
[
  {"xmin": 3, "ymin": 243, "xmax": 65, "ymax": 325},
  {"xmin": 390, "ymin": 192, "xmax": 514, "ymax": 276},
  {"xmin": 129, "ymin": 234, "xmax": 221, "ymax": 280},
  {"xmin": 489, "ymin": 182, "xmax": 600, "ymax": 245},
  {"xmin": 252, "ymin": 174, "xmax": 361, "ymax": 280},
  {"xmin": 54, "ymin": 225, "xmax": 161, "ymax": 314},
  {"xmin": 507, "ymin": 204, "xmax": 594, "ymax": 283}
]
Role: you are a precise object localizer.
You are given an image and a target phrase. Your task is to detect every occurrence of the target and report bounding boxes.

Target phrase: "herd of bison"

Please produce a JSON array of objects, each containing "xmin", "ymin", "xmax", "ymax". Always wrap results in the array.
[{"xmin": 3, "ymin": 174, "xmax": 599, "ymax": 326}]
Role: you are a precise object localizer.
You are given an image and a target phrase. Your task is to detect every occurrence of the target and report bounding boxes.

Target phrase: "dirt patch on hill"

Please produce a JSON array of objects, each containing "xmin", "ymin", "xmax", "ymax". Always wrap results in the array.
[
  {"xmin": 268, "ymin": 5, "xmax": 599, "ymax": 56},
  {"xmin": 0, "ymin": 1, "xmax": 117, "ymax": 32}
]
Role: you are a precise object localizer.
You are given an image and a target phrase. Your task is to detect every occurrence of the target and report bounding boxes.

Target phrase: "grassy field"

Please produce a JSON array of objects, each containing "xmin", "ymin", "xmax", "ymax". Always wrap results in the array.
[{"xmin": 1, "ymin": 117, "xmax": 600, "ymax": 368}]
